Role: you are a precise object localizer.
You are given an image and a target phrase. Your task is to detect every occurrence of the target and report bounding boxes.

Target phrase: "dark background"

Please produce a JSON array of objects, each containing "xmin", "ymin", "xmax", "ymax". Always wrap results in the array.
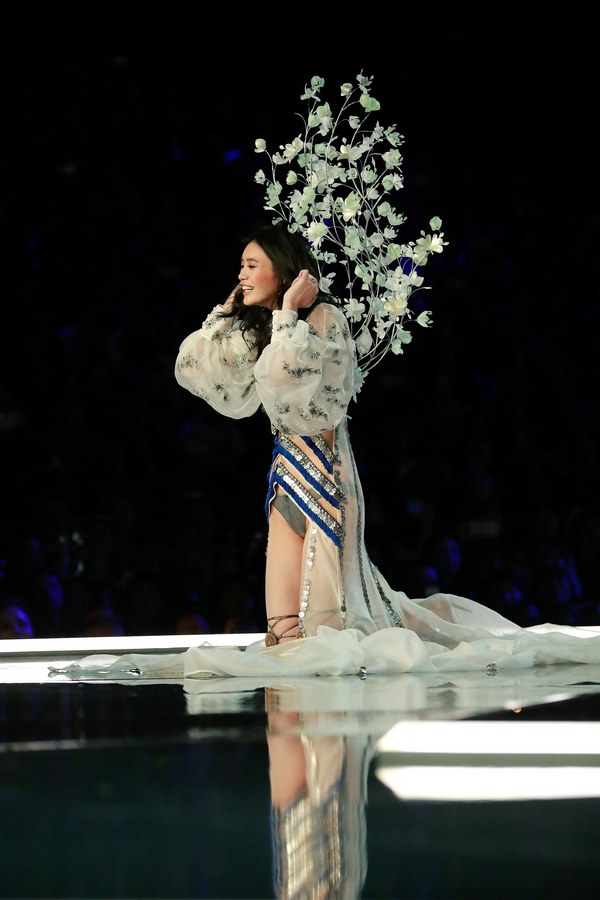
[{"xmin": 2, "ymin": 3, "xmax": 599, "ymax": 638}]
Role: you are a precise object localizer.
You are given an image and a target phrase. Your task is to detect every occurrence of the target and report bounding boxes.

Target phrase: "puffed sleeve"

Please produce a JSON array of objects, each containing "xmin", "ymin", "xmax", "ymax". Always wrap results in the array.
[
  {"xmin": 174, "ymin": 305, "xmax": 261, "ymax": 419},
  {"xmin": 254, "ymin": 302, "xmax": 356, "ymax": 435}
]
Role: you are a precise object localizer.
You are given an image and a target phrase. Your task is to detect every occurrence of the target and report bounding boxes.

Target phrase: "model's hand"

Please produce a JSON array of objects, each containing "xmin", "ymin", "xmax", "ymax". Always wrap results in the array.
[
  {"xmin": 223, "ymin": 287, "xmax": 240, "ymax": 313},
  {"xmin": 281, "ymin": 269, "xmax": 319, "ymax": 312}
]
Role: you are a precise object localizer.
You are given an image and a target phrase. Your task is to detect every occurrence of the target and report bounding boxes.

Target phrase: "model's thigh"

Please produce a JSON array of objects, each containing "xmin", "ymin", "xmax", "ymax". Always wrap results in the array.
[{"xmin": 265, "ymin": 503, "xmax": 304, "ymax": 619}]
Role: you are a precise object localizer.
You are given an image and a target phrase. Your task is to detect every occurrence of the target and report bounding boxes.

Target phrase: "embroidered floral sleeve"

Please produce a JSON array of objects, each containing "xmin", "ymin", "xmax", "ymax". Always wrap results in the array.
[
  {"xmin": 174, "ymin": 305, "xmax": 261, "ymax": 419},
  {"xmin": 254, "ymin": 303, "xmax": 356, "ymax": 435}
]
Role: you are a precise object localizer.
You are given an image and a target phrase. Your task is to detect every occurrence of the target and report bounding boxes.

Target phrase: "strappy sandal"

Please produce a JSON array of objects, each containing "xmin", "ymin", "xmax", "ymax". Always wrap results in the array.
[{"xmin": 265, "ymin": 614, "xmax": 303, "ymax": 647}]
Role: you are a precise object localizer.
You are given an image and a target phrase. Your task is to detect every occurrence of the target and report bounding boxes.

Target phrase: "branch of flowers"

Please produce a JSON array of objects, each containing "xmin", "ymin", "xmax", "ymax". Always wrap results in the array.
[{"xmin": 255, "ymin": 73, "xmax": 446, "ymax": 380}]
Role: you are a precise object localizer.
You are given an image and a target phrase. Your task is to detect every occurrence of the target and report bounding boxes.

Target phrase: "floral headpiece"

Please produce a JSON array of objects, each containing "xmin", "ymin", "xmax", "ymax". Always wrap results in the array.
[{"xmin": 254, "ymin": 73, "xmax": 448, "ymax": 392}]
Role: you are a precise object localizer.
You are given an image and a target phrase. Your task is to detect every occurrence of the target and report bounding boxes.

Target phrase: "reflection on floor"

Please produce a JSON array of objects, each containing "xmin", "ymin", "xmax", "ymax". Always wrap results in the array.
[{"xmin": 2, "ymin": 636, "xmax": 600, "ymax": 899}]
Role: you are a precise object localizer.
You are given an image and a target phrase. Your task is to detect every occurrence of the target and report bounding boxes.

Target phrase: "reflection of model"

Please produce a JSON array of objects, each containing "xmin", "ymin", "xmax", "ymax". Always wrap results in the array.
[{"xmin": 267, "ymin": 703, "xmax": 371, "ymax": 900}]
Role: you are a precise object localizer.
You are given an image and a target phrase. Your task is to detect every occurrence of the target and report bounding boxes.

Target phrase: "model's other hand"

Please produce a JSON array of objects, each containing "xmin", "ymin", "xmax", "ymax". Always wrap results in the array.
[
  {"xmin": 282, "ymin": 269, "xmax": 319, "ymax": 312},
  {"xmin": 223, "ymin": 287, "xmax": 240, "ymax": 313}
]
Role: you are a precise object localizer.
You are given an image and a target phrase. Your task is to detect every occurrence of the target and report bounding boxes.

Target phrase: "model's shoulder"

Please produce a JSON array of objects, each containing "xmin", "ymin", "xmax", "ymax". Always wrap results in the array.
[
  {"xmin": 307, "ymin": 300, "xmax": 353, "ymax": 340},
  {"xmin": 308, "ymin": 299, "xmax": 344, "ymax": 321}
]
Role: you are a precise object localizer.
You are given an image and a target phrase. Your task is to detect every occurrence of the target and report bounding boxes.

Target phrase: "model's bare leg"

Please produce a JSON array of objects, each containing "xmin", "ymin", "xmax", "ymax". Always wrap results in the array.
[{"xmin": 265, "ymin": 503, "xmax": 304, "ymax": 644}]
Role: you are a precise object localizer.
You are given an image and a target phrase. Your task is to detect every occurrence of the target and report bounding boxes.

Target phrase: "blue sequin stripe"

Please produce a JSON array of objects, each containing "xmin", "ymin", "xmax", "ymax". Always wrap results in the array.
[
  {"xmin": 302, "ymin": 435, "xmax": 334, "ymax": 474},
  {"xmin": 268, "ymin": 466, "xmax": 342, "ymax": 547},
  {"xmin": 265, "ymin": 436, "xmax": 282, "ymax": 519},
  {"xmin": 276, "ymin": 442, "xmax": 342, "ymax": 509}
]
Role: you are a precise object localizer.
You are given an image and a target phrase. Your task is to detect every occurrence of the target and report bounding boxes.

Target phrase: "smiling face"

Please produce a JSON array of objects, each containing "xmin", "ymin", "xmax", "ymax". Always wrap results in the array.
[{"xmin": 238, "ymin": 241, "xmax": 281, "ymax": 309}]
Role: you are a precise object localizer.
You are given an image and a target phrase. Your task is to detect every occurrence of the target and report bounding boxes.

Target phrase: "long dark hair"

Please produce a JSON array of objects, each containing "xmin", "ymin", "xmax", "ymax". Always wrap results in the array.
[{"xmin": 222, "ymin": 221, "xmax": 333, "ymax": 357}]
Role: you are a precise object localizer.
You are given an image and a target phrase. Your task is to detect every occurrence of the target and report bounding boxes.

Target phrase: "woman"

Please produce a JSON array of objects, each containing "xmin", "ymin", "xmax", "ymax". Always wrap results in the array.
[
  {"xmin": 175, "ymin": 222, "xmax": 353, "ymax": 645},
  {"xmin": 174, "ymin": 221, "xmax": 597, "ymax": 663},
  {"xmin": 56, "ymin": 221, "xmax": 600, "ymax": 680},
  {"xmin": 57, "ymin": 72, "xmax": 600, "ymax": 679}
]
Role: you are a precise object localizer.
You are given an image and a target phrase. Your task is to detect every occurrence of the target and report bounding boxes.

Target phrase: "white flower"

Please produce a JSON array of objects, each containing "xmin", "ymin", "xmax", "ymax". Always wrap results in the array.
[
  {"xmin": 319, "ymin": 272, "xmax": 335, "ymax": 292},
  {"xmin": 300, "ymin": 76, "xmax": 324, "ymax": 100},
  {"xmin": 391, "ymin": 329, "xmax": 412, "ymax": 353},
  {"xmin": 344, "ymin": 227, "xmax": 364, "ymax": 254},
  {"xmin": 281, "ymin": 137, "xmax": 304, "ymax": 162},
  {"xmin": 405, "ymin": 269, "xmax": 424, "ymax": 287},
  {"xmin": 385, "ymin": 128, "xmax": 403, "ymax": 147},
  {"xmin": 368, "ymin": 233, "xmax": 385, "ymax": 249},
  {"xmin": 431, "ymin": 233, "xmax": 447, "ymax": 253},
  {"xmin": 382, "ymin": 148, "xmax": 403, "ymax": 169},
  {"xmin": 306, "ymin": 221, "xmax": 329, "ymax": 247},
  {"xmin": 254, "ymin": 139, "xmax": 267, "ymax": 153},
  {"xmin": 386, "ymin": 210, "xmax": 405, "ymax": 226},
  {"xmin": 359, "ymin": 92, "xmax": 380, "ymax": 112},
  {"xmin": 382, "ymin": 173, "xmax": 404, "ymax": 190},
  {"xmin": 340, "ymin": 192, "xmax": 361, "ymax": 220},
  {"xmin": 355, "ymin": 329, "xmax": 374, "ymax": 355},
  {"xmin": 385, "ymin": 244, "xmax": 404, "ymax": 264},
  {"xmin": 374, "ymin": 319, "xmax": 392, "ymax": 340},
  {"xmin": 265, "ymin": 182, "xmax": 282, "ymax": 206},
  {"xmin": 416, "ymin": 310, "xmax": 433, "ymax": 327},
  {"xmin": 352, "ymin": 366, "xmax": 365, "ymax": 401},
  {"xmin": 385, "ymin": 293, "xmax": 409, "ymax": 317},
  {"xmin": 415, "ymin": 232, "xmax": 447, "ymax": 255},
  {"xmin": 344, "ymin": 298, "xmax": 366, "ymax": 322},
  {"xmin": 340, "ymin": 141, "xmax": 365, "ymax": 164},
  {"xmin": 361, "ymin": 165, "xmax": 377, "ymax": 185},
  {"xmin": 384, "ymin": 269, "xmax": 403, "ymax": 292},
  {"xmin": 308, "ymin": 102, "xmax": 332, "ymax": 132},
  {"xmin": 354, "ymin": 262, "xmax": 373, "ymax": 286},
  {"xmin": 370, "ymin": 296, "xmax": 388, "ymax": 318}
]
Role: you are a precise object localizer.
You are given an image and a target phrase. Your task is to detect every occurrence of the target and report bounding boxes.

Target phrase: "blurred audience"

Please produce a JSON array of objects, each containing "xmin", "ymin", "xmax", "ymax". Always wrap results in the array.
[{"xmin": 0, "ymin": 603, "xmax": 35, "ymax": 639}]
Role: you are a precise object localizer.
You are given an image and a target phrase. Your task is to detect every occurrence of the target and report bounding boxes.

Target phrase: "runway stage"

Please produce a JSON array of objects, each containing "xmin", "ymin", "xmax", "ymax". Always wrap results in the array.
[{"xmin": 2, "ymin": 633, "xmax": 600, "ymax": 900}]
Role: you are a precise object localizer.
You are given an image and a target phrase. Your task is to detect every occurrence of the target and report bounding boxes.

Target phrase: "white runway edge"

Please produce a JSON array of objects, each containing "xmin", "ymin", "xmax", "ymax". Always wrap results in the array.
[
  {"xmin": 0, "ymin": 633, "xmax": 266, "ymax": 684},
  {"xmin": 0, "ymin": 632, "xmax": 265, "ymax": 656}
]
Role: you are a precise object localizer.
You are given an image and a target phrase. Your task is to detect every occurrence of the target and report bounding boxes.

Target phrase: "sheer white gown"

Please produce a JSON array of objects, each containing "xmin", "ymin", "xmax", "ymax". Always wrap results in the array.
[{"xmin": 66, "ymin": 301, "xmax": 600, "ymax": 679}]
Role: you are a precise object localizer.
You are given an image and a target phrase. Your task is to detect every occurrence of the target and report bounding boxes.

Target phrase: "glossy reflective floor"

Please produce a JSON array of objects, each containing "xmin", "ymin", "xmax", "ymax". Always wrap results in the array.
[{"xmin": 2, "ymin": 638, "xmax": 600, "ymax": 900}]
